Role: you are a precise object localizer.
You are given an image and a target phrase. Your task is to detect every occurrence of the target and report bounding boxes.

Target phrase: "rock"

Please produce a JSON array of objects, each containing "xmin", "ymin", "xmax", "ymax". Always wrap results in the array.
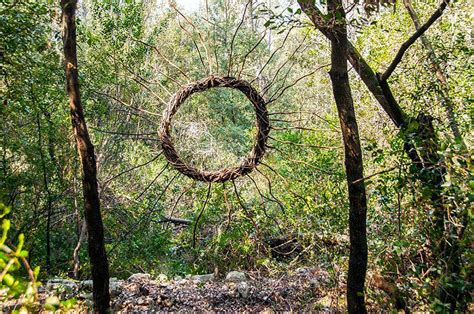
[
  {"xmin": 80, "ymin": 278, "xmax": 122, "ymax": 296},
  {"xmin": 80, "ymin": 280, "xmax": 93, "ymax": 291},
  {"xmin": 316, "ymin": 295, "xmax": 333, "ymax": 311},
  {"xmin": 128, "ymin": 273, "xmax": 151, "ymax": 283},
  {"xmin": 156, "ymin": 273, "xmax": 168, "ymax": 282},
  {"xmin": 82, "ymin": 299, "xmax": 93, "ymax": 308},
  {"xmin": 109, "ymin": 280, "xmax": 123, "ymax": 297},
  {"xmin": 225, "ymin": 271, "xmax": 247, "ymax": 282},
  {"xmin": 296, "ymin": 267, "xmax": 309, "ymax": 275},
  {"xmin": 46, "ymin": 278, "xmax": 78, "ymax": 298},
  {"xmin": 136, "ymin": 297, "xmax": 149, "ymax": 305},
  {"xmin": 0, "ymin": 289, "xmax": 7, "ymax": 299},
  {"xmin": 192, "ymin": 273, "xmax": 215, "ymax": 283},
  {"xmin": 236, "ymin": 281, "xmax": 249, "ymax": 298}
]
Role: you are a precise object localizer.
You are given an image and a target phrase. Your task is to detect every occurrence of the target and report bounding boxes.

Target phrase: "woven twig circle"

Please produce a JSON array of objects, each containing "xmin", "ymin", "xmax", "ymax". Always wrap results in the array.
[{"xmin": 159, "ymin": 76, "xmax": 270, "ymax": 183}]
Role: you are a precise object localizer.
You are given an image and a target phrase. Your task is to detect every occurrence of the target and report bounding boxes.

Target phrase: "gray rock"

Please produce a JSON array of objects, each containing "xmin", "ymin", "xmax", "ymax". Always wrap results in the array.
[
  {"xmin": 80, "ymin": 278, "xmax": 122, "ymax": 295},
  {"xmin": 80, "ymin": 280, "xmax": 93, "ymax": 291},
  {"xmin": 225, "ymin": 271, "xmax": 247, "ymax": 282},
  {"xmin": 128, "ymin": 273, "xmax": 151, "ymax": 283},
  {"xmin": 236, "ymin": 281, "xmax": 249, "ymax": 298},
  {"xmin": 191, "ymin": 273, "xmax": 215, "ymax": 283},
  {"xmin": 46, "ymin": 278, "xmax": 78, "ymax": 298},
  {"xmin": 109, "ymin": 279, "xmax": 123, "ymax": 296},
  {"xmin": 296, "ymin": 267, "xmax": 309, "ymax": 275}
]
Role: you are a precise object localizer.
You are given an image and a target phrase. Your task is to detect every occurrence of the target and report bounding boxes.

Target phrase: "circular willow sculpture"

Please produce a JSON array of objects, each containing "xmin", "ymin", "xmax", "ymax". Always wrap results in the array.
[{"xmin": 160, "ymin": 76, "xmax": 270, "ymax": 183}]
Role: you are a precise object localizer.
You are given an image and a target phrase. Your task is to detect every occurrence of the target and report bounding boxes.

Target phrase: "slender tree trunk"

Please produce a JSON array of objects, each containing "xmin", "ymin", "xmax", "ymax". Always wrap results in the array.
[
  {"xmin": 35, "ymin": 111, "xmax": 52, "ymax": 273},
  {"xmin": 73, "ymin": 220, "xmax": 87, "ymax": 279},
  {"xmin": 327, "ymin": 1, "xmax": 368, "ymax": 312},
  {"xmin": 60, "ymin": 0, "xmax": 110, "ymax": 312}
]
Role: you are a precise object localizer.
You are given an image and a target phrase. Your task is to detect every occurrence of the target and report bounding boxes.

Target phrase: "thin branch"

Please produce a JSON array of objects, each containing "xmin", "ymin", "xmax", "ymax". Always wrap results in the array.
[
  {"xmin": 228, "ymin": 1, "xmax": 250, "ymax": 76},
  {"xmin": 92, "ymin": 90, "xmax": 161, "ymax": 117},
  {"xmin": 135, "ymin": 162, "xmax": 169, "ymax": 200},
  {"xmin": 171, "ymin": 4, "xmax": 213, "ymax": 74},
  {"xmin": 255, "ymin": 167, "xmax": 286, "ymax": 215},
  {"xmin": 250, "ymin": 27, "xmax": 295, "ymax": 85},
  {"xmin": 267, "ymin": 64, "xmax": 330, "ymax": 104},
  {"xmin": 262, "ymin": 32, "xmax": 309, "ymax": 95},
  {"xmin": 237, "ymin": 29, "xmax": 268, "ymax": 79},
  {"xmin": 380, "ymin": 0, "xmax": 450, "ymax": 81},
  {"xmin": 192, "ymin": 183, "xmax": 212, "ymax": 248},
  {"xmin": 259, "ymin": 162, "xmax": 311, "ymax": 209},
  {"xmin": 108, "ymin": 172, "xmax": 180, "ymax": 254},
  {"xmin": 103, "ymin": 152, "xmax": 163, "ymax": 186},
  {"xmin": 246, "ymin": 174, "xmax": 283, "ymax": 231},
  {"xmin": 177, "ymin": 20, "xmax": 208, "ymax": 75},
  {"xmin": 351, "ymin": 165, "xmax": 406, "ymax": 184},
  {"xmin": 166, "ymin": 182, "xmax": 195, "ymax": 229},
  {"xmin": 268, "ymin": 135, "xmax": 339, "ymax": 150},
  {"xmin": 132, "ymin": 38, "xmax": 190, "ymax": 80}
]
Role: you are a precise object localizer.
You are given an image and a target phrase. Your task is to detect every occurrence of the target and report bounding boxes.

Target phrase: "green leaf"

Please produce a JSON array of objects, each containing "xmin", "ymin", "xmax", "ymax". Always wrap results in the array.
[{"xmin": 4, "ymin": 273, "xmax": 15, "ymax": 286}]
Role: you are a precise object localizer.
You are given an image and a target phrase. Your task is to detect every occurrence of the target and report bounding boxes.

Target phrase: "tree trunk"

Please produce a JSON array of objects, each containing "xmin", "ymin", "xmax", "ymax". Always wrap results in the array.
[
  {"xmin": 35, "ymin": 110, "xmax": 52, "ymax": 273},
  {"xmin": 73, "ymin": 220, "xmax": 87, "ymax": 279},
  {"xmin": 327, "ymin": 1, "xmax": 368, "ymax": 312},
  {"xmin": 60, "ymin": 0, "xmax": 110, "ymax": 312}
]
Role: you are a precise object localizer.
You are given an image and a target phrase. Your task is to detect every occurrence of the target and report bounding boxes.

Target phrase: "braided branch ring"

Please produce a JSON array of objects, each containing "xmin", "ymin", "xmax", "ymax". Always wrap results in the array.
[{"xmin": 159, "ymin": 76, "xmax": 270, "ymax": 183}]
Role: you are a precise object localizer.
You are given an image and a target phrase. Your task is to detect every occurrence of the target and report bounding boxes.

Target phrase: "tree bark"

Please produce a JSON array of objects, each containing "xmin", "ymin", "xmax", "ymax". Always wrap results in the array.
[
  {"xmin": 327, "ymin": 1, "xmax": 368, "ymax": 312},
  {"xmin": 73, "ymin": 220, "xmax": 87, "ymax": 279},
  {"xmin": 60, "ymin": 0, "xmax": 110, "ymax": 312}
]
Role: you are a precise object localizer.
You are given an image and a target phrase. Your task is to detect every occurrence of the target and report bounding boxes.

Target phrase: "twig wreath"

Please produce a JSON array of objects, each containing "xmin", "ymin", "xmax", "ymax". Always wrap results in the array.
[{"xmin": 160, "ymin": 76, "xmax": 270, "ymax": 183}]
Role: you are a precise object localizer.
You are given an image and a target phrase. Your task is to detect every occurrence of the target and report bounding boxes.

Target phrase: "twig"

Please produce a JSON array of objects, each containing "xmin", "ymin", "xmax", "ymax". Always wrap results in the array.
[
  {"xmin": 227, "ymin": 1, "xmax": 250, "ymax": 76},
  {"xmin": 192, "ymin": 183, "xmax": 212, "ymax": 248},
  {"xmin": 380, "ymin": 0, "xmax": 450, "ymax": 81}
]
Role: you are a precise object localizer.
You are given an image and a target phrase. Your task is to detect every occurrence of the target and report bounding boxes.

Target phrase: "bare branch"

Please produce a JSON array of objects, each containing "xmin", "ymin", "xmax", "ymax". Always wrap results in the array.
[
  {"xmin": 380, "ymin": 0, "xmax": 450, "ymax": 81},
  {"xmin": 228, "ymin": 1, "xmax": 250, "ymax": 76},
  {"xmin": 192, "ymin": 183, "xmax": 212, "ymax": 248},
  {"xmin": 103, "ymin": 152, "xmax": 163, "ymax": 186}
]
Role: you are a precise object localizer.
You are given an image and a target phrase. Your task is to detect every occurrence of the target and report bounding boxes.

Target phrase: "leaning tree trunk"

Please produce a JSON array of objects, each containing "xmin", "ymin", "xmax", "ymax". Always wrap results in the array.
[
  {"xmin": 60, "ymin": 0, "xmax": 110, "ymax": 312},
  {"xmin": 327, "ymin": 0, "xmax": 368, "ymax": 312}
]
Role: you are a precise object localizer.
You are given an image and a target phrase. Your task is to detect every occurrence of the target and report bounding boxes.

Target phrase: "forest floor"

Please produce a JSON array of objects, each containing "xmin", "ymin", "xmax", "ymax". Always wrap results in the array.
[
  {"xmin": 110, "ymin": 268, "xmax": 342, "ymax": 312},
  {"xmin": 3, "ymin": 267, "xmax": 352, "ymax": 312}
]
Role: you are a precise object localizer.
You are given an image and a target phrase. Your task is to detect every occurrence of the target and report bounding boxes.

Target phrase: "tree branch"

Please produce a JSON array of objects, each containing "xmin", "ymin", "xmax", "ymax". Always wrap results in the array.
[
  {"xmin": 380, "ymin": 0, "xmax": 450, "ymax": 81},
  {"xmin": 297, "ymin": 0, "xmax": 406, "ymax": 127}
]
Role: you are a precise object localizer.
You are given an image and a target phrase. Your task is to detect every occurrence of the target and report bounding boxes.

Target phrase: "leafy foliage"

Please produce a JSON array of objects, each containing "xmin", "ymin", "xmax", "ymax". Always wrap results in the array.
[
  {"xmin": 0, "ymin": 0, "xmax": 471, "ymax": 311},
  {"xmin": 0, "ymin": 203, "xmax": 40, "ymax": 309}
]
